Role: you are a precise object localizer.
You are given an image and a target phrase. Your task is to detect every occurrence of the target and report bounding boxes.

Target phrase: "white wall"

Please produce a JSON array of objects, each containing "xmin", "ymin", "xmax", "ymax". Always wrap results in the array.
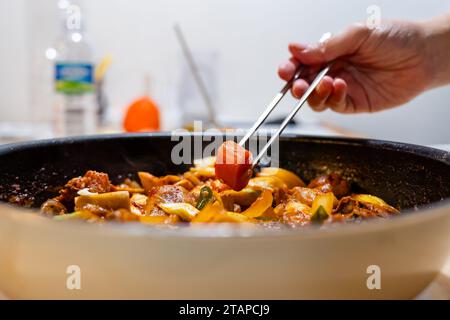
[
  {"xmin": 0, "ymin": 0, "xmax": 30, "ymax": 121},
  {"xmin": 1, "ymin": 0, "xmax": 450, "ymax": 144}
]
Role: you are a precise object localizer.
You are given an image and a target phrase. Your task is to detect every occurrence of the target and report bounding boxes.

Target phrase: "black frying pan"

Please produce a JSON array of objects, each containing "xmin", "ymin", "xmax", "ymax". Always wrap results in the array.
[{"xmin": 0, "ymin": 133, "xmax": 449, "ymax": 211}]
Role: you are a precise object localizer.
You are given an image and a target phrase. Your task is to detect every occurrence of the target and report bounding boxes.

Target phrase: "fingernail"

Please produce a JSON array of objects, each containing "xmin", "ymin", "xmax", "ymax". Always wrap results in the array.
[
  {"xmin": 304, "ymin": 43, "xmax": 319, "ymax": 53},
  {"xmin": 316, "ymin": 82, "xmax": 324, "ymax": 95},
  {"xmin": 290, "ymin": 43, "xmax": 308, "ymax": 53}
]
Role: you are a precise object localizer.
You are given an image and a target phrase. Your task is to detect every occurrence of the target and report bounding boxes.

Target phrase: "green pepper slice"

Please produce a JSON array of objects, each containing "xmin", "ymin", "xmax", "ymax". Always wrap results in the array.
[{"xmin": 196, "ymin": 186, "xmax": 213, "ymax": 210}]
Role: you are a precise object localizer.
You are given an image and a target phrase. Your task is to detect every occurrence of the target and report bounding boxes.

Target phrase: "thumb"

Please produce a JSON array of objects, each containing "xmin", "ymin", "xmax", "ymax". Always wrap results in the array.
[{"xmin": 289, "ymin": 23, "xmax": 370, "ymax": 65}]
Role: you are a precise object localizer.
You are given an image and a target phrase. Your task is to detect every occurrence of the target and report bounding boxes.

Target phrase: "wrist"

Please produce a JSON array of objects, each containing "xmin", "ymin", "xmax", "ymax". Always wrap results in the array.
[{"xmin": 420, "ymin": 13, "xmax": 450, "ymax": 88}]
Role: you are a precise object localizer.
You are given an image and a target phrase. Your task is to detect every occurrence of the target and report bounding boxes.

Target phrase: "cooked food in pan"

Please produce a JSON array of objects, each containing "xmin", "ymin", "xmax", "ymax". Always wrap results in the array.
[{"xmin": 39, "ymin": 153, "xmax": 399, "ymax": 227}]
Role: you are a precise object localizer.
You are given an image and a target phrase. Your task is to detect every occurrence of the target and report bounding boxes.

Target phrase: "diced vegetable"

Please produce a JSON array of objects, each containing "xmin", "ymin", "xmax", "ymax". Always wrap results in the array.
[
  {"xmin": 284, "ymin": 201, "xmax": 311, "ymax": 216},
  {"xmin": 192, "ymin": 201, "xmax": 224, "ymax": 223},
  {"xmin": 125, "ymin": 179, "xmax": 143, "ymax": 189},
  {"xmin": 158, "ymin": 203, "xmax": 200, "ymax": 221},
  {"xmin": 74, "ymin": 191, "xmax": 130, "ymax": 211},
  {"xmin": 113, "ymin": 186, "xmax": 145, "ymax": 193},
  {"xmin": 213, "ymin": 212, "xmax": 252, "ymax": 223},
  {"xmin": 257, "ymin": 167, "xmax": 305, "ymax": 188},
  {"xmin": 138, "ymin": 172, "xmax": 185, "ymax": 193},
  {"xmin": 257, "ymin": 207, "xmax": 278, "ymax": 221},
  {"xmin": 310, "ymin": 206, "xmax": 329, "ymax": 223},
  {"xmin": 242, "ymin": 189, "xmax": 273, "ymax": 218},
  {"xmin": 130, "ymin": 193, "xmax": 148, "ymax": 206},
  {"xmin": 130, "ymin": 193, "xmax": 148, "ymax": 215},
  {"xmin": 291, "ymin": 187, "xmax": 338, "ymax": 207},
  {"xmin": 349, "ymin": 194, "xmax": 399, "ymax": 215},
  {"xmin": 159, "ymin": 175, "xmax": 182, "ymax": 185},
  {"xmin": 220, "ymin": 188, "xmax": 261, "ymax": 207},
  {"xmin": 309, "ymin": 192, "xmax": 334, "ymax": 224},
  {"xmin": 191, "ymin": 200, "xmax": 253, "ymax": 223},
  {"xmin": 138, "ymin": 172, "xmax": 159, "ymax": 192},
  {"xmin": 183, "ymin": 172, "xmax": 202, "ymax": 186},
  {"xmin": 77, "ymin": 188, "xmax": 98, "ymax": 196},
  {"xmin": 352, "ymin": 194, "xmax": 387, "ymax": 206},
  {"xmin": 196, "ymin": 186, "xmax": 213, "ymax": 210},
  {"xmin": 248, "ymin": 176, "xmax": 287, "ymax": 191},
  {"xmin": 113, "ymin": 178, "xmax": 145, "ymax": 193},
  {"xmin": 105, "ymin": 209, "xmax": 140, "ymax": 222},
  {"xmin": 310, "ymin": 192, "xmax": 334, "ymax": 217},
  {"xmin": 54, "ymin": 210, "xmax": 99, "ymax": 221},
  {"xmin": 215, "ymin": 141, "xmax": 253, "ymax": 191},
  {"xmin": 174, "ymin": 179, "xmax": 195, "ymax": 190},
  {"xmin": 139, "ymin": 215, "xmax": 180, "ymax": 224},
  {"xmin": 189, "ymin": 166, "xmax": 216, "ymax": 179}
]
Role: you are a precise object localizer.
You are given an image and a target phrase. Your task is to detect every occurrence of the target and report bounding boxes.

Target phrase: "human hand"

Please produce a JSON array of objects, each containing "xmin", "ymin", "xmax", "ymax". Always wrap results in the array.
[{"xmin": 278, "ymin": 20, "xmax": 440, "ymax": 113}]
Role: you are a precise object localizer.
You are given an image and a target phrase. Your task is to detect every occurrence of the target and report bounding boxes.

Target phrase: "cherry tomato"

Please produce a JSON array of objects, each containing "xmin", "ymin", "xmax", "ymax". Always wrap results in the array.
[{"xmin": 215, "ymin": 141, "xmax": 253, "ymax": 191}]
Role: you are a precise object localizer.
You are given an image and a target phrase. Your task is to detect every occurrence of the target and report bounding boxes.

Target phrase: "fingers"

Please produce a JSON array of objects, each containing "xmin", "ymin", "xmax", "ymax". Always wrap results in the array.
[
  {"xmin": 279, "ymin": 24, "xmax": 370, "ymax": 112},
  {"xmin": 327, "ymin": 78, "xmax": 348, "ymax": 112},
  {"xmin": 291, "ymin": 78, "xmax": 309, "ymax": 98},
  {"xmin": 278, "ymin": 57, "xmax": 300, "ymax": 81},
  {"xmin": 288, "ymin": 23, "xmax": 369, "ymax": 65},
  {"xmin": 278, "ymin": 43, "xmax": 307, "ymax": 81},
  {"xmin": 291, "ymin": 77, "xmax": 350, "ymax": 113},
  {"xmin": 308, "ymin": 76, "xmax": 334, "ymax": 111}
]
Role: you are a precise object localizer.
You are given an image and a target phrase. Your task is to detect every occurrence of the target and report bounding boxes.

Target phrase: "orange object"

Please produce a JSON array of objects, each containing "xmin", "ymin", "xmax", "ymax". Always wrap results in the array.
[
  {"xmin": 241, "ymin": 189, "xmax": 273, "ymax": 218},
  {"xmin": 123, "ymin": 96, "xmax": 160, "ymax": 132},
  {"xmin": 215, "ymin": 141, "xmax": 253, "ymax": 191}
]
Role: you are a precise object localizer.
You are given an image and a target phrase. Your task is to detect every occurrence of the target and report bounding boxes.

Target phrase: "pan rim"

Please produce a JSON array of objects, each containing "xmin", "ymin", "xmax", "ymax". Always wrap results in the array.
[{"xmin": 0, "ymin": 132, "xmax": 449, "ymax": 165}]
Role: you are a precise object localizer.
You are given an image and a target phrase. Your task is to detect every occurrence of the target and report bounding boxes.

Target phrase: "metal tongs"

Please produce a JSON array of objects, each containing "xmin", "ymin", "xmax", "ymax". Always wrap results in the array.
[{"xmin": 239, "ymin": 33, "xmax": 333, "ymax": 166}]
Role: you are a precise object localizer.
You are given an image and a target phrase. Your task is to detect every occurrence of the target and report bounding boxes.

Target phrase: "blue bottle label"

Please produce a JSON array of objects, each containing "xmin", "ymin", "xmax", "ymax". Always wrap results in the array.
[{"xmin": 55, "ymin": 62, "xmax": 94, "ymax": 94}]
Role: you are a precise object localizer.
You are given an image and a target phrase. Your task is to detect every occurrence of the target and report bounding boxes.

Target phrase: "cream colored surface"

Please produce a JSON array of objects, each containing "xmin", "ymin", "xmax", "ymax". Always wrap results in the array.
[
  {"xmin": 0, "ymin": 202, "xmax": 449, "ymax": 299},
  {"xmin": 417, "ymin": 261, "xmax": 450, "ymax": 299}
]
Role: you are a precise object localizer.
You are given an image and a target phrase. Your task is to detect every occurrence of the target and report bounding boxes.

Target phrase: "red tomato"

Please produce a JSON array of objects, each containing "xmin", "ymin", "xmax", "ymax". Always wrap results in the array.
[{"xmin": 215, "ymin": 141, "xmax": 253, "ymax": 191}]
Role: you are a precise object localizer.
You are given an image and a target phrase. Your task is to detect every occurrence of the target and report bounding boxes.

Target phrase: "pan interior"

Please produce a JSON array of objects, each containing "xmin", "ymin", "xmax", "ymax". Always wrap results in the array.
[{"xmin": 0, "ymin": 134, "xmax": 449, "ymax": 211}]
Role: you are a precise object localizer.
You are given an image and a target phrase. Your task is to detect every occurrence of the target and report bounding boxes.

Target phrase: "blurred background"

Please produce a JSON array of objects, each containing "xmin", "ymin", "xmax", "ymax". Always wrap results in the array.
[{"xmin": 1, "ymin": 0, "xmax": 449, "ymax": 144}]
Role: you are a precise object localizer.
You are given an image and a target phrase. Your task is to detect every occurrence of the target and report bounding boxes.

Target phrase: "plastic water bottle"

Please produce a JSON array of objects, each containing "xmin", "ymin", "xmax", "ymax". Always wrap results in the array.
[{"xmin": 53, "ymin": 1, "xmax": 96, "ymax": 136}]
